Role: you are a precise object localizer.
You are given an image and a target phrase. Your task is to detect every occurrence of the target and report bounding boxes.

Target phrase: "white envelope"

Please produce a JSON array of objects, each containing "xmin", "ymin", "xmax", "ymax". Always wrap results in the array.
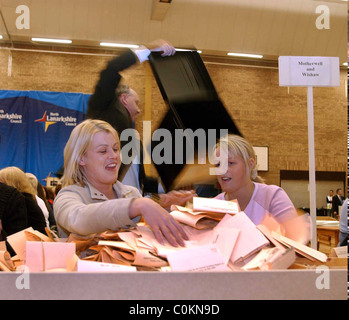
[
  {"xmin": 166, "ymin": 244, "xmax": 230, "ymax": 272},
  {"xmin": 77, "ymin": 259, "xmax": 137, "ymax": 272},
  {"xmin": 25, "ymin": 241, "xmax": 76, "ymax": 272}
]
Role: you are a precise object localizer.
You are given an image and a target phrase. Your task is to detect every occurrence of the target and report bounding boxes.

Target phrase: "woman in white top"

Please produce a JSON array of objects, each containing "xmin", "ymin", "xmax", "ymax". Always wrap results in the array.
[
  {"xmin": 53, "ymin": 119, "xmax": 188, "ymax": 247},
  {"xmin": 25, "ymin": 173, "xmax": 50, "ymax": 229}
]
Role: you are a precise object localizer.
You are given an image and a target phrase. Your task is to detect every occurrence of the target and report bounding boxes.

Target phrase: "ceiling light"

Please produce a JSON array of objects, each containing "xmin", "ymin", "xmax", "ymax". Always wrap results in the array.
[
  {"xmin": 100, "ymin": 42, "xmax": 139, "ymax": 49},
  {"xmin": 343, "ymin": 62, "xmax": 348, "ymax": 66},
  {"xmin": 0, "ymin": 35, "xmax": 3, "ymax": 39},
  {"xmin": 227, "ymin": 52, "xmax": 263, "ymax": 59},
  {"xmin": 32, "ymin": 38, "xmax": 72, "ymax": 44}
]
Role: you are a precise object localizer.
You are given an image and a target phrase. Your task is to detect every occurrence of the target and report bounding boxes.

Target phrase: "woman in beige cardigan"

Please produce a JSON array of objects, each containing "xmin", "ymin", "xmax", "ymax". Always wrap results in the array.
[{"xmin": 54, "ymin": 119, "xmax": 188, "ymax": 247}]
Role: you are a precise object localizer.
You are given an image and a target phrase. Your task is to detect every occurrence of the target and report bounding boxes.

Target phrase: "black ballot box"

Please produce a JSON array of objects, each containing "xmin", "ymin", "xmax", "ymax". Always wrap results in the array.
[{"xmin": 148, "ymin": 50, "xmax": 241, "ymax": 192}]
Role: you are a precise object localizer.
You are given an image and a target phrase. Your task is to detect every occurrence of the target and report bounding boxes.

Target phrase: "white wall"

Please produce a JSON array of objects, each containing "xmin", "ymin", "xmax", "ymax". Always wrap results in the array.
[{"xmin": 280, "ymin": 179, "xmax": 345, "ymax": 209}]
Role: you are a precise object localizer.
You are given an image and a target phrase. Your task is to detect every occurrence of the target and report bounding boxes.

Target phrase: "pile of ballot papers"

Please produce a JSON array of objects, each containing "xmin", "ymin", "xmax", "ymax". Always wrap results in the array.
[{"xmin": 1, "ymin": 197, "xmax": 341, "ymax": 273}]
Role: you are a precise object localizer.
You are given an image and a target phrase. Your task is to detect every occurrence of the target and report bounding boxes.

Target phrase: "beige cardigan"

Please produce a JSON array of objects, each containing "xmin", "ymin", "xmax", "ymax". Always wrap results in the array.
[{"xmin": 53, "ymin": 180, "xmax": 142, "ymax": 237}]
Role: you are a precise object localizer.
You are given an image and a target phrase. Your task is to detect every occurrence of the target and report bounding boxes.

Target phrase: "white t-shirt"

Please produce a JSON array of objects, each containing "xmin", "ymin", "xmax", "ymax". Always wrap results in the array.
[
  {"xmin": 35, "ymin": 195, "xmax": 50, "ymax": 229},
  {"xmin": 215, "ymin": 182, "xmax": 298, "ymax": 225}
]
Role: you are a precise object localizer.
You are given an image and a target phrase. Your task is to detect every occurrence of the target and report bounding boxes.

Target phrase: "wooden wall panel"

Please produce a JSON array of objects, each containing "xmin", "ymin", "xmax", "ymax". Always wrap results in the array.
[{"xmin": 0, "ymin": 49, "xmax": 346, "ymax": 189}]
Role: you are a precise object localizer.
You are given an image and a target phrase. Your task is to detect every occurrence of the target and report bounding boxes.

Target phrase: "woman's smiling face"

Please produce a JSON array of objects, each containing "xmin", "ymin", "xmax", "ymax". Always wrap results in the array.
[
  {"xmin": 79, "ymin": 131, "xmax": 121, "ymax": 188},
  {"xmin": 215, "ymin": 149, "xmax": 253, "ymax": 194}
]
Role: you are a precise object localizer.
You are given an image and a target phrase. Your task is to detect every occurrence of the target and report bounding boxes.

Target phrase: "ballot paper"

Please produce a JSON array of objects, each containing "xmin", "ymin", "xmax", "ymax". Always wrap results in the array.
[
  {"xmin": 215, "ymin": 212, "xmax": 269, "ymax": 264},
  {"xmin": 211, "ymin": 226, "xmax": 240, "ymax": 265},
  {"xmin": 169, "ymin": 210, "xmax": 220, "ymax": 229},
  {"xmin": 0, "ymin": 241, "xmax": 6, "ymax": 252},
  {"xmin": 7, "ymin": 227, "xmax": 36, "ymax": 260},
  {"xmin": 131, "ymin": 216, "xmax": 241, "ymax": 269},
  {"xmin": 170, "ymin": 205, "xmax": 226, "ymax": 217},
  {"xmin": 131, "ymin": 212, "xmax": 268, "ymax": 268},
  {"xmin": 77, "ymin": 259, "xmax": 137, "ymax": 272},
  {"xmin": 169, "ymin": 200, "xmax": 240, "ymax": 229},
  {"xmin": 0, "ymin": 250, "xmax": 15, "ymax": 271},
  {"xmin": 166, "ymin": 244, "xmax": 230, "ymax": 272},
  {"xmin": 257, "ymin": 224, "xmax": 286, "ymax": 250},
  {"xmin": 25, "ymin": 241, "xmax": 76, "ymax": 272},
  {"xmin": 242, "ymin": 247, "xmax": 296, "ymax": 271},
  {"xmin": 97, "ymin": 240, "xmax": 168, "ymax": 268},
  {"xmin": 193, "ymin": 197, "xmax": 240, "ymax": 214},
  {"xmin": 117, "ymin": 231, "xmax": 138, "ymax": 248},
  {"xmin": 98, "ymin": 240, "xmax": 135, "ymax": 252},
  {"xmin": 271, "ymin": 231, "xmax": 328, "ymax": 263},
  {"xmin": 329, "ymin": 246, "xmax": 348, "ymax": 258}
]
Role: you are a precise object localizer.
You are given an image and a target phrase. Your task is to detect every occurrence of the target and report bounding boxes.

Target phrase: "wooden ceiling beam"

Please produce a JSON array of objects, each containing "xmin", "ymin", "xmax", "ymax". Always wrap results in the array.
[{"xmin": 151, "ymin": 0, "xmax": 172, "ymax": 21}]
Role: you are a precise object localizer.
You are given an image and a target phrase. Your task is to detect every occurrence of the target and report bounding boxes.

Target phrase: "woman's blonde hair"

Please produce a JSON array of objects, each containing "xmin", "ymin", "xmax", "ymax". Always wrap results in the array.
[
  {"xmin": 25, "ymin": 173, "xmax": 39, "ymax": 195},
  {"xmin": 61, "ymin": 119, "xmax": 120, "ymax": 188},
  {"xmin": 214, "ymin": 134, "xmax": 265, "ymax": 183},
  {"xmin": 0, "ymin": 166, "xmax": 37, "ymax": 197}
]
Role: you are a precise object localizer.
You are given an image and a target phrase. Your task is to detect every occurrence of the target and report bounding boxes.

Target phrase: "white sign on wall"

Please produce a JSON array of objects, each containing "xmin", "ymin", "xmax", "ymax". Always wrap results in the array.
[{"xmin": 279, "ymin": 56, "xmax": 340, "ymax": 87}]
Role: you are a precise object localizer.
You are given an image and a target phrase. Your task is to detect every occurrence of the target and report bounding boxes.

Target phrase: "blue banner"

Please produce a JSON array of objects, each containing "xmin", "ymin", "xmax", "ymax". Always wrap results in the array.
[
  {"xmin": 0, "ymin": 90, "xmax": 90, "ymax": 184},
  {"xmin": 0, "ymin": 91, "xmax": 28, "ymax": 170}
]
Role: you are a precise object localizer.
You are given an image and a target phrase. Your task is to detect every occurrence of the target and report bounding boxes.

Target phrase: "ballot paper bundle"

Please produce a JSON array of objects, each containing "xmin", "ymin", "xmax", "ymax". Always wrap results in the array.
[
  {"xmin": 0, "ymin": 198, "xmax": 335, "ymax": 273},
  {"xmin": 169, "ymin": 197, "xmax": 240, "ymax": 230},
  {"xmin": 1, "ymin": 227, "xmax": 77, "ymax": 272},
  {"xmin": 0, "ymin": 245, "xmax": 15, "ymax": 272}
]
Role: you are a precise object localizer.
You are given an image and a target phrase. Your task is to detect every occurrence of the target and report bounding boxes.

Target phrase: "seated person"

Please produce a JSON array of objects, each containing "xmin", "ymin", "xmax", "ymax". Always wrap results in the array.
[
  {"xmin": 53, "ymin": 119, "xmax": 188, "ymax": 247},
  {"xmin": 0, "ymin": 167, "xmax": 47, "ymax": 236},
  {"xmin": 25, "ymin": 172, "xmax": 50, "ymax": 229},
  {"xmin": 212, "ymin": 134, "xmax": 310, "ymax": 244},
  {"xmin": 0, "ymin": 182, "xmax": 28, "ymax": 255}
]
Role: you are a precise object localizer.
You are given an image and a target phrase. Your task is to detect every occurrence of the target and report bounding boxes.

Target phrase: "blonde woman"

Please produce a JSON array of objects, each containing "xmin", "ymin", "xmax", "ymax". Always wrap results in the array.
[
  {"xmin": 0, "ymin": 167, "xmax": 47, "ymax": 235},
  {"xmin": 54, "ymin": 119, "xmax": 188, "ymax": 247},
  {"xmin": 213, "ymin": 134, "xmax": 310, "ymax": 244}
]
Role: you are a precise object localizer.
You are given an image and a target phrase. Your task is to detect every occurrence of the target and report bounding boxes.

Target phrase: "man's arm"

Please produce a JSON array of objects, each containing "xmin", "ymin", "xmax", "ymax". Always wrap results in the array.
[
  {"xmin": 87, "ymin": 39, "xmax": 175, "ymax": 115},
  {"xmin": 87, "ymin": 49, "xmax": 138, "ymax": 115}
]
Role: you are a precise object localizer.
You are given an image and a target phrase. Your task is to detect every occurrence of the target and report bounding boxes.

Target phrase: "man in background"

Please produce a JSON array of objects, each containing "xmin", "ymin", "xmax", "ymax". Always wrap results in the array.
[
  {"xmin": 331, "ymin": 188, "xmax": 344, "ymax": 218},
  {"xmin": 87, "ymin": 39, "xmax": 194, "ymax": 208}
]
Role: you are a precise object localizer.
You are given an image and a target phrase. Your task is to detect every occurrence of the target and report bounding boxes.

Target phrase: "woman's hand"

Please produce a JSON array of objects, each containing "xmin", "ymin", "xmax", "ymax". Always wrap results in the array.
[
  {"xmin": 129, "ymin": 197, "xmax": 189, "ymax": 247},
  {"xmin": 159, "ymin": 190, "xmax": 196, "ymax": 209}
]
